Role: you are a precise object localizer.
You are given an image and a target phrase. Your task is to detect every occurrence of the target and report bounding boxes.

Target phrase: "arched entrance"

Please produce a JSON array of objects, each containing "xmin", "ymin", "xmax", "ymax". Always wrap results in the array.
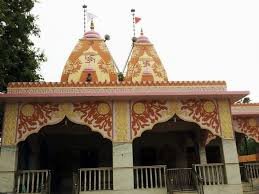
[
  {"xmin": 132, "ymin": 115, "xmax": 223, "ymax": 191},
  {"xmin": 17, "ymin": 118, "xmax": 112, "ymax": 194},
  {"xmin": 133, "ymin": 116, "xmax": 202, "ymax": 169}
]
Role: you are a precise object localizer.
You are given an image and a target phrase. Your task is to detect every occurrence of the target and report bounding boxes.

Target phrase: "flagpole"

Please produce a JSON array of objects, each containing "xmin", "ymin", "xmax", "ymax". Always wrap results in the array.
[
  {"xmin": 131, "ymin": 9, "xmax": 135, "ymax": 38},
  {"xmin": 83, "ymin": 4, "xmax": 87, "ymax": 34}
]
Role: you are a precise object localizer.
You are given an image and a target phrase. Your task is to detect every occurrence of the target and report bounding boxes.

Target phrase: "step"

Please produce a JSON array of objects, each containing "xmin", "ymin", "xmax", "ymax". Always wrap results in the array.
[
  {"xmin": 171, "ymin": 191, "xmax": 198, "ymax": 194},
  {"xmin": 242, "ymin": 180, "xmax": 259, "ymax": 192}
]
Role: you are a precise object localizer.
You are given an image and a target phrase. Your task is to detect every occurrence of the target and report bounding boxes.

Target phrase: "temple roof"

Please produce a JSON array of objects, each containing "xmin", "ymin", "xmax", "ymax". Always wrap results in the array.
[
  {"xmin": 60, "ymin": 21, "xmax": 117, "ymax": 83},
  {"xmin": 125, "ymin": 30, "xmax": 168, "ymax": 82},
  {"xmin": 231, "ymin": 103, "xmax": 259, "ymax": 116},
  {"xmin": 0, "ymin": 81, "xmax": 248, "ymax": 103}
]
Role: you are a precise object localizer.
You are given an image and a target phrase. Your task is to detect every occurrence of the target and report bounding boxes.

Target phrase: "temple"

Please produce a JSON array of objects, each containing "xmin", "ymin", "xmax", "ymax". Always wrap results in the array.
[{"xmin": 0, "ymin": 19, "xmax": 259, "ymax": 194}]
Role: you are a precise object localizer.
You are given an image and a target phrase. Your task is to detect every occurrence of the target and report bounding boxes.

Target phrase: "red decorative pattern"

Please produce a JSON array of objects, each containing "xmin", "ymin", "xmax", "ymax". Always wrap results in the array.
[
  {"xmin": 131, "ymin": 101, "xmax": 168, "ymax": 136},
  {"xmin": 17, "ymin": 103, "xmax": 59, "ymax": 139},
  {"xmin": 181, "ymin": 99, "xmax": 220, "ymax": 134},
  {"xmin": 73, "ymin": 102, "xmax": 112, "ymax": 137},
  {"xmin": 233, "ymin": 117, "xmax": 259, "ymax": 142}
]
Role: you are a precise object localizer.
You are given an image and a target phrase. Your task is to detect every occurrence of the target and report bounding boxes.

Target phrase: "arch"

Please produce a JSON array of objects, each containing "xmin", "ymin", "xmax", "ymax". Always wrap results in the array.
[
  {"xmin": 131, "ymin": 99, "xmax": 221, "ymax": 141},
  {"xmin": 132, "ymin": 116, "xmax": 203, "ymax": 168},
  {"xmin": 133, "ymin": 114, "xmax": 218, "ymax": 145},
  {"xmin": 233, "ymin": 116, "xmax": 259, "ymax": 143},
  {"xmin": 16, "ymin": 102, "xmax": 113, "ymax": 144}
]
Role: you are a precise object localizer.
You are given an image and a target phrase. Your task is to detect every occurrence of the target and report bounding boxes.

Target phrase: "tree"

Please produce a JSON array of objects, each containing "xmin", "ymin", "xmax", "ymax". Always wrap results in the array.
[
  {"xmin": 0, "ymin": 0, "xmax": 45, "ymax": 131},
  {"xmin": 0, "ymin": 0, "xmax": 45, "ymax": 92},
  {"xmin": 242, "ymin": 97, "xmax": 251, "ymax": 104}
]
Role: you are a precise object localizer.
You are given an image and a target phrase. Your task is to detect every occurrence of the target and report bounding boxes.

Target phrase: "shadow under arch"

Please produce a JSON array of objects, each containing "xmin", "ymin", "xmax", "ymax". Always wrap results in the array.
[
  {"xmin": 17, "ymin": 117, "xmax": 112, "ymax": 193},
  {"xmin": 133, "ymin": 115, "xmax": 219, "ymax": 168}
]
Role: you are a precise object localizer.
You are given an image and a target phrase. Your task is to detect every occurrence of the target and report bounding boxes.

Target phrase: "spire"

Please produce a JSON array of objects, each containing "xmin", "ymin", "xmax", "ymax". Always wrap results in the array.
[
  {"xmin": 125, "ymin": 30, "xmax": 168, "ymax": 83},
  {"xmin": 90, "ymin": 19, "xmax": 94, "ymax": 30},
  {"xmin": 83, "ymin": 4, "xmax": 87, "ymax": 33},
  {"xmin": 131, "ymin": 9, "xmax": 136, "ymax": 38},
  {"xmin": 61, "ymin": 8, "xmax": 118, "ymax": 83},
  {"xmin": 140, "ymin": 28, "xmax": 143, "ymax": 36}
]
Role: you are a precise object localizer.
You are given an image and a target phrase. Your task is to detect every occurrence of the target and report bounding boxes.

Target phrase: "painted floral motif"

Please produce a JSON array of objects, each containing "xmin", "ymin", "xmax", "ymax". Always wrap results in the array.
[
  {"xmin": 181, "ymin": 99, "xmax": 220, "ymax": 134},
  {"xmin": 73, "ymin": 102, "xmax": 112, "ymax": 137},
  {"xmin": 98, "ymin": 59, "xmax": 108, "ymax": 73},
  {"xmin": 125, "ymin": 45, "xmax": 168, "ymax": 82},
  {"xmin": 63, "ymin": 59, "xmax": 82, "ymax": 75},
  {"xmin": 233, "ymin": 117, "xmax": 259, "ymax": 142},
  {"xmin": 17, "ymin": 103, "xmax": 59, "ymax": 139},
  {"xmin": 131, "ymin": 101, "xmax": 168, "ymax": 136}
]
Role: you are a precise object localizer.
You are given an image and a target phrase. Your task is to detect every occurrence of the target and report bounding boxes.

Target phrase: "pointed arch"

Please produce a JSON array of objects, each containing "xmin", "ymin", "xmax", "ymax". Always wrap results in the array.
[
  {"xmin": 131, "ymin": 99, "xmax": 222, "ymax": 141},
  {"xmin": 16, "ymin": 102, "xmax": 113, "ymax": 144}
]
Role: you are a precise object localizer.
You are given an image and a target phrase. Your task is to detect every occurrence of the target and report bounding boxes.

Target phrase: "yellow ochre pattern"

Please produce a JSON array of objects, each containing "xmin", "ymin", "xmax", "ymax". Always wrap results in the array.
[
  {"xmin": 61, "ymin": 39, "xmax": 117, "ymax": 83},
  {"xmin": 2, "ymin": 103, "xmax": 19, "ymax": 146},
  {"xmin": 125, "ymin": 43, "xmax": 168, "ymax": 82}
]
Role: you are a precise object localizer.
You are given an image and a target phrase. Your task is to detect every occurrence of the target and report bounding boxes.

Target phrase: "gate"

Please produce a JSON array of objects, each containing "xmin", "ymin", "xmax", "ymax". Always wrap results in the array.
[{"xmin": 167, "ymin": 168, "xmax": 203, "ymax": 194}]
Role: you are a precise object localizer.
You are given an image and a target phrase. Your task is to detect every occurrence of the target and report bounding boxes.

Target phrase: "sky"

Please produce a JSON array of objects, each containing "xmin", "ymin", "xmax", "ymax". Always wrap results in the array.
[{"xmin": 32, "ymin": 0, "xmax": 259, "ymax": 101}]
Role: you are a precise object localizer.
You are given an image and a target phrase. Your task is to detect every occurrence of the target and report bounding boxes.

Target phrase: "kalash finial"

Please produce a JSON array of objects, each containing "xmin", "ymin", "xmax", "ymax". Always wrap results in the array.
[
  {"xmin": 140, "ymin": 28, "xmax": 144, "ymax": 36},
  {"xmin": 90, "ymin": 19, "xmax": 94, "ymax": 30}
]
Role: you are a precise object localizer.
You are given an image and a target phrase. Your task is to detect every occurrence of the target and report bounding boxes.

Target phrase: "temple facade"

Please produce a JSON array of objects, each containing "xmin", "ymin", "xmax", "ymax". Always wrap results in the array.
[{"xmin": 0, "ymin": 21, "xmax": 259, "ymax": 194}]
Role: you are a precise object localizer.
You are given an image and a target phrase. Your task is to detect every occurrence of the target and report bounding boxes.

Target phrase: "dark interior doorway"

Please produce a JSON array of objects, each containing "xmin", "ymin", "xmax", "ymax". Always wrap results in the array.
[
  {"xmin": 206, "ymin": 146, "xmax": 222, "ymax": 163},
  {"xmin": 133, "ymin": 116, "xmax": 201, "ymax": 168}
]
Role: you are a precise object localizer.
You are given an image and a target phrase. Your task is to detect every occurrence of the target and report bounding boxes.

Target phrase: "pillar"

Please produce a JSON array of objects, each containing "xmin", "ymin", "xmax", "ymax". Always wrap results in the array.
[
  {"xmin": 199, "ymin": 144, "xmax": 207, "ymax": 164},
  {"xmin": 218, "ymin": 99, "xmax": 243, "ymax": 194},
  {"xmin": 0, "ymin": 145, "xmax": 18, "ymax": 193},
  {"xmin": 0, "ymin": 103, "xmax": 19, "ymax": 192},
  {"xmin": 113, "ymin": 143, "xmax": 134, "ymax": 191},
  {"xmin": 221, "ymin": 139, "xmax": 242, "ymax": 184},
  {"xmin": 112, "ymin": 101, "xmax": 134, "ymax": 191}
]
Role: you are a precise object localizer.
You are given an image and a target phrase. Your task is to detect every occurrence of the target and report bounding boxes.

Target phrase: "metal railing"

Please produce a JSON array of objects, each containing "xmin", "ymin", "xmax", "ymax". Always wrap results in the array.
[
  {"xmin": 16, "ymin": 170, "xmax": 50, "ymax": 194},
  {"xmin": 244, "ymin": 163, "xmax": 259, "ymax": 179},
  {"xmin": 79, "ymin": 167, "xmax": 113, "ymax": 191},
  {"xmin": 166, "ymin": 168, "xmax": 204, "ymax": 194},
  {"xmin": 133, "ymin": 165, "xmax": 166, "ymax": 189},
  {"xmin": 240, "ymin": 165, "xmax": 250, "ymax": 183},
  {"xmin": 193, "ymin": 163, "xmax": 225, "ymax": 185},
  {"xmin": 241, "ymin": 163, "xmax": 259, "ymax": 191},
  {"xmin": 167, "ymin": 168, "xmax": 194, "ymax": 191},
  {"xmin": 191, "ymin": 169, "xmax": 204, "ymax": 194}
]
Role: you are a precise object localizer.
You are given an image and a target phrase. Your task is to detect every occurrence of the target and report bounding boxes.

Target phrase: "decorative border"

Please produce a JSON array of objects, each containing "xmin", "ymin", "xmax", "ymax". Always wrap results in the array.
[{"xmin": 8, "ymin": 80, "xmax": 227, "ymax": 88}]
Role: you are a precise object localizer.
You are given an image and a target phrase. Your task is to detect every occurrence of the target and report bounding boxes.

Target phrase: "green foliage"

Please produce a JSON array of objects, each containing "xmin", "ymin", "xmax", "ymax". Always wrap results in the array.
[
  {"xmin": 237, "ymin": 97, "xmax": 251, "ymax": 104},
  {"xmin": 118, "ymin": 72, "xmax": 124, "ymax": 81},
  {"xmin": 0, "ymin": 0, "xmax": 45, "ymax": 133},
  {"xmin": 0, "ymin": 0, "xmax": 45, "ymax": 92}
]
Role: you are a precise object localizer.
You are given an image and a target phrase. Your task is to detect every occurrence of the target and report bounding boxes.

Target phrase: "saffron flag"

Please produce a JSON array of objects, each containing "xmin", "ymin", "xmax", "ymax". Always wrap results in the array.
[
  {"xmin": 135, "ymin": 17, "xmax": 141, "ymax": 24},
  {"xmin": 87, "ymin": 12, "xmax": 97, "ymax": 22}
]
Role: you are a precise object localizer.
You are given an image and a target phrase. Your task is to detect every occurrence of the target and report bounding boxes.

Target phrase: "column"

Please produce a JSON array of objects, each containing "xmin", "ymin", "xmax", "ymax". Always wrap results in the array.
[
  {"xmin": 199, "ymin": 145, "xmax": 207, "ymax": 164},
  {"xmin": 221, "ymin": 139, "xmax": 242, "ymax": 184},
  {"xmin": 0, "ymin": 103, "xmax": 19, "ymax": 192},
  {"xmin": 0, "ymin": 145, "xmax": 18, "ymax": 193},
  {"xmin": 218, "ymin": 99, "xmax": 243, "ymax": 194},
  {"xmin": 113, "ymin": 143, "xmax": 134, "ymax": 191},
  {"xmin": 112, "ymin": 101, "xmax": 134, "ymax": 191}
]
